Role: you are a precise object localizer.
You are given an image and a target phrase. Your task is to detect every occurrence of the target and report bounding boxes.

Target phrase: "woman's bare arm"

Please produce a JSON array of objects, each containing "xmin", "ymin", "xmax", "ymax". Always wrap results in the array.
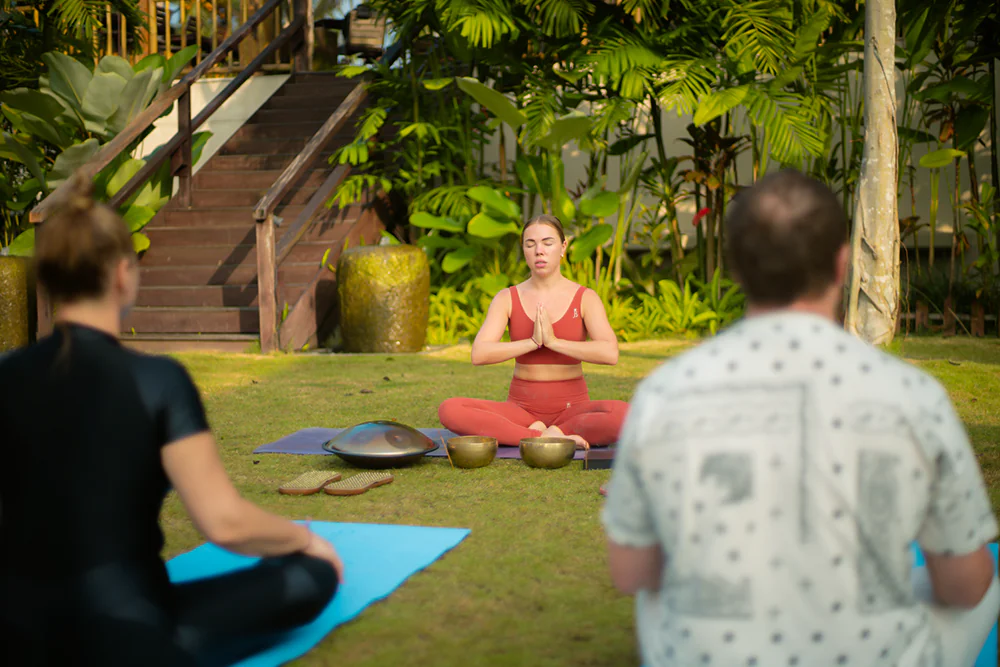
[
  {"xmin": 470, "ymin": 289, "xmax": 539, "ymax": 365},
  {"xmin": 543, "ymin": 289, "xmax": 619, "ymax": 365},
  {"xmin": 162, "ymin": 432, "xmax": 313, "ymax": 556}
]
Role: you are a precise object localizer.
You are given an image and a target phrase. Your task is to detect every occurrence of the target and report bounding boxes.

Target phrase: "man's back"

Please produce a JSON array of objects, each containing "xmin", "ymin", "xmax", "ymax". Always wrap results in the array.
[{"xmin": 603, "ymin": 311, "xmax": 997, "ymax": 666}]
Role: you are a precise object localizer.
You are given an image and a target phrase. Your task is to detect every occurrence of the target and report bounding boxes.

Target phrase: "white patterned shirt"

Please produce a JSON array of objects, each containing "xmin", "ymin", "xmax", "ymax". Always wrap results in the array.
[{"xmin": 602, "ymin": 311, "xmax": 998, "ymax": 667}]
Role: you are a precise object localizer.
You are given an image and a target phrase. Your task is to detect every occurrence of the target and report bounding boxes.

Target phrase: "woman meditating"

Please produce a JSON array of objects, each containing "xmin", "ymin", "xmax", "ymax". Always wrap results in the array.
[
  {"xmin": 438, "ymin": 214, "xmax": 628, "ymax": 448},
  {"xmin": 0, "ymin": 175, "xmax": 342, "ymax": 667}
]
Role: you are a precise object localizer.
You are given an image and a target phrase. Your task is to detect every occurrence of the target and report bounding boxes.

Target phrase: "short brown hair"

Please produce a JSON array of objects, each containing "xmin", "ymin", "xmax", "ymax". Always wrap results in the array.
[
  {"xmin": 521, "ymin": 214, "xmax": 565, "ymax": 244},
  {"xmin": 724, "ymin": 170, "xmax": 847, "ymax": 306},
  {"xmin": 35, "ymin": 173, "xmax": 135, "ymax": 304}
]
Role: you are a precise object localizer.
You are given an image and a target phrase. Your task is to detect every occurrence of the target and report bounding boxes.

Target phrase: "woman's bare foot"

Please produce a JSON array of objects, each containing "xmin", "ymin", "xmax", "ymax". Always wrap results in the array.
[
  {"xmin": 541, "ymin": 425, "xmax": 589, "ymax": 450},
  {"xmin": 528, "ymin": 421, "xmax": 547, "ymax": 435}
]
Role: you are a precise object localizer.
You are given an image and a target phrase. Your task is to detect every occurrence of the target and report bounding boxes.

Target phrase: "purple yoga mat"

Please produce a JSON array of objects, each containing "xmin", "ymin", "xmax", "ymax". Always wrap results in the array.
[{"xmin": 252, "ymin": 427, "xmax": 593, "ymax": 460}]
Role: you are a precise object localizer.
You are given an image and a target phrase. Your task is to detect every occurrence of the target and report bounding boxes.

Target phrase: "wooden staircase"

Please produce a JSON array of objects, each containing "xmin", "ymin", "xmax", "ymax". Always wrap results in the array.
[{"xmin": 121, "ymin": 72, "xmax": 382, "ymax": 352}]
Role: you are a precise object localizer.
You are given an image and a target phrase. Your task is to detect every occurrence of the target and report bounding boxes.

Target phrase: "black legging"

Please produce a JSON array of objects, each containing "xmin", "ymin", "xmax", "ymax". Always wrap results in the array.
[{"xmin": 2, "ymin": 554, "xmax": 338, "ymax": 667}]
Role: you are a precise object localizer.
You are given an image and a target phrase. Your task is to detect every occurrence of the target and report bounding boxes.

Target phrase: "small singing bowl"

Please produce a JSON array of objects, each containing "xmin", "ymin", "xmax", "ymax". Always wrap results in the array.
[
  {"xmin": 446, "ymin": 436, "xmax": 498, "ymax": 469},
  {"xmin": 519, "ymin": 436, "xmax": 577, "ymax": 470}
]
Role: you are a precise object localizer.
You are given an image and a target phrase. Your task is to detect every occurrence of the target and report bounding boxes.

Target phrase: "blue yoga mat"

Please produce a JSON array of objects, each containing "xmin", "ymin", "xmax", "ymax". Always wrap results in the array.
[
  {"xmin": 166, "ymin": 522, "xmax": 470, "ymax": 666},
  {"xmin": 912, "ymin": 541, "xmax": 998, "ymax": 667}
]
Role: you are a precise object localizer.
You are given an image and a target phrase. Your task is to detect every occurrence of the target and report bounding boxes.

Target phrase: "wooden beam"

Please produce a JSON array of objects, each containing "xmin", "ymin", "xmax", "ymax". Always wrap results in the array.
[
  {"xmin": 256, "ymin": 214, "xmax": 278, "ymax": 353},
  {"xmin": 274, "ymin": 164, "xmax": 351, "ymax": 266},
  {"xmin": 176, "ymin": 90, "xmax": 192, "ymax": 207},
  {"xmin": 30, "ymin": 0, "xmax": 287, "ymax": 223},
  {"xmin": 253, "ymin": 83, "xmax": 368, "ymax": 221},
  {"xmin": 293, "ymin": 0, "xmax": 313, "ymax": 72},
  {"xmin": 191, "ymin": 17, "xmax": 304, "ymax": 128},
  {"xmin": 108, "ymin": 16, "xmax": 303, "ymax": 212},
  {"xmin": 252, "ymin": 35, "xmax": 405, "ymax": 224}
]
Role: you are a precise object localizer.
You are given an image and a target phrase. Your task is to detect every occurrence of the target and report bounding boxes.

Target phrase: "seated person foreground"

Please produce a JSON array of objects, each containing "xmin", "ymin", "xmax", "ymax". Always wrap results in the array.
[
  {"xmin": 0, "ymin": 175, "xmax": 344, "ymax": 667},
  {"xmin": 603, "ymin": 170, "xmax": 1000, "ymax": 667},
  {"xmin": 439, "ymin": 215, "xmax": 629, "ymax": 449}
]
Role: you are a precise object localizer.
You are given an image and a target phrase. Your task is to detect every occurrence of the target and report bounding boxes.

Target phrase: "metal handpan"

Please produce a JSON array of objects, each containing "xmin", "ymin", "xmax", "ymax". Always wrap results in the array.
[{"xmin": 322, "ymin": 420, "xmax": 438, "ymax": 468}]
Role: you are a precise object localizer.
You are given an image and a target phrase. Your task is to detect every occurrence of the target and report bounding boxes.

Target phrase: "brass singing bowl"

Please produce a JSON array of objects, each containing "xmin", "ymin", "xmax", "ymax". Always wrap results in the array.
[
  {"xmin": 519, "ymin": 436, "xmax": 576, "ymax": 469},
  {"xmin": 446, "ymin": 436, "xmax": 498, "ymax": 469}
]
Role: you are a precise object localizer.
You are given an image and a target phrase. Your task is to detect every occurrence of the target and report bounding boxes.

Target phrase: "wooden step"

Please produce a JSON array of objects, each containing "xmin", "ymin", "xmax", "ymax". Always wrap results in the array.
[
  {"xmin": 220, "ymin": 134, "xmax": 355, "ymax": 155},
  {"xmin": 193, "ymin": 169, "xmax": 331, "ymax": 190},
  {"xmin": 274, "ymin": 79, "xmax": 358, "ymax": 96},
  {"xmin": 200, "ymin": 154, "xmax": 334, "ymax": 171},
  {"xmin": 228, "ymin": 122, "xmax": 325, "ymax": 141},
  {"xmin": 139, "ymin": 241, "xmax": 340, "ymax": 267},
  {"xmin": 140, "ymin": 262, "xmax": 331, "ymax": 286},
  {"xmin": 262, "ymin": 92, "xmax": 358, "ymax": 110},
  {"xmin": 134, "ymin": 284, "xmax": 309, "ymax": 308},
  {"xmin": 189, "ymin": 187, "xmax": 320, "ymax": 208},
  {"xmin": 144, "ymin": 221, "xmax": 347, "ymax": 246},
  {"xmin": 153, "ymin": 205, "xmax": 311, "ymax": 226},
  {"xmin": 120, "ymin": 333, "xmax": 260, "ymax": 353},
  {"xmin": 249, "ymin": 107, "xmax": 340, "ymax": 124},
  {"xmin": 123, "ymin": 307, "xmax": 260, "ymax": 334}
]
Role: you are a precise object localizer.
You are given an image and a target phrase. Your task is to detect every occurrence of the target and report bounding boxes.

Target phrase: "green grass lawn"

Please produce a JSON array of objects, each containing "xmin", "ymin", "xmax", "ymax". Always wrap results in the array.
[{"xmin": 163, "ymin": 336, "xmax": 1000, "ymax": 666}]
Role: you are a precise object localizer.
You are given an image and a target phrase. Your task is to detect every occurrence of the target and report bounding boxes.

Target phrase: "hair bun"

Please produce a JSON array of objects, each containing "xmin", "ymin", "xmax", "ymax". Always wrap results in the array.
[{"xmin": 63, "ymin": 172, "xmax": 96, "ymax": 214}]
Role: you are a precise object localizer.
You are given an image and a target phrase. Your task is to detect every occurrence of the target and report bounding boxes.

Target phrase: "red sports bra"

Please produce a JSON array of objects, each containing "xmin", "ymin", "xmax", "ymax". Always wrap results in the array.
[{"xmin": 509, "ymin": 285, "xmax": 587, "ymax": 365}]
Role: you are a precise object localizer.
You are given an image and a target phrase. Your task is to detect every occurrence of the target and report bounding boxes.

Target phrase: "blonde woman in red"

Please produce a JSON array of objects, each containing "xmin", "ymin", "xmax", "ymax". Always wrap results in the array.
[{"xmin": 438, "ymin": 215, "xmax": 628, "ymax": 448}]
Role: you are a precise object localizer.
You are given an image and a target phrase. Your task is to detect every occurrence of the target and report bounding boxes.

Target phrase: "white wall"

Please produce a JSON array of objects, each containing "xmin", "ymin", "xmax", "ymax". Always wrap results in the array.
[{"xmin": 134, "ymin": 74, "xmax": 290, "ymax": 172}]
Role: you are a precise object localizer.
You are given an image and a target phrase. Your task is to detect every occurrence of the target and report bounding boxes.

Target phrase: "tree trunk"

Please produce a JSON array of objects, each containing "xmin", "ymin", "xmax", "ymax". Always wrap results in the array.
[{"xmin": 844, "ymin": 0, "xmax": 899, "ymax": 345}]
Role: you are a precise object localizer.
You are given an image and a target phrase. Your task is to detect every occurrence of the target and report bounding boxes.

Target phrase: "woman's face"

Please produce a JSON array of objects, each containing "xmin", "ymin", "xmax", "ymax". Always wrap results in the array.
[{"xmin": 522, "ymin": 223, "xmax": 566, "ymax": 277}]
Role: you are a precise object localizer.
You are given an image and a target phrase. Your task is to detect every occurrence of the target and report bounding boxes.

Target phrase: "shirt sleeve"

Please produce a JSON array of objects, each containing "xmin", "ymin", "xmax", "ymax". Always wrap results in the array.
[
  {"xmin": 601, "ymin": 381, "xmax": 660, "ymax": 549},
  {"xmin": 158, "ymin": 359, "xmax": 211, "ymax": 447},
  {"xmin": 914, "ymin": 380, "xmax": 998, "ymax": 556}
]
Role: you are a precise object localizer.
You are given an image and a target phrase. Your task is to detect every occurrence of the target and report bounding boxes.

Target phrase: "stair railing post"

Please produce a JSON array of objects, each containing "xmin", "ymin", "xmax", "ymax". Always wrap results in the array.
[
  {"xmin": 293, "ymin": 0, "xmax": 313, "ymax": 72},
  {"xmin": 176, "ymin": 88, "xmax": 193, "ymax": 207},
  {"xmin": 256, "ymin": 214, "xmax": 278, "ymax": 353}
]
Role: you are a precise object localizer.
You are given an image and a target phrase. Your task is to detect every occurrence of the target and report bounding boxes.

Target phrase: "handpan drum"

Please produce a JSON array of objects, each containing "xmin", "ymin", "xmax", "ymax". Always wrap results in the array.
[{"xmin": 322, "ymin": 420, "xmax": 438, "ymax": 469}]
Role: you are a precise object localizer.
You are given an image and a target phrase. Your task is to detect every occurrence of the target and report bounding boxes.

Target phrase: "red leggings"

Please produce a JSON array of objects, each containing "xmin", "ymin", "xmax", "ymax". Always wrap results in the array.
[{"xmin": 438, "ymin": 377, "xmax": 628, "ymax": 446}]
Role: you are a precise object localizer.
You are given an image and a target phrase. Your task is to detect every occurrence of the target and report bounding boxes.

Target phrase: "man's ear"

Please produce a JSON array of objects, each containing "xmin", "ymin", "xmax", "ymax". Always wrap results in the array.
[{"xmin": 835, "ymin": 244, "xmax": 850, "ymax": 285}]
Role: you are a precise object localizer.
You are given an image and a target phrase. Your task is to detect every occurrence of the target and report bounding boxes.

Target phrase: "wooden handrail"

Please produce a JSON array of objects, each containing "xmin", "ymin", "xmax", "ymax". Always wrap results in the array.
[
  {"xmin": 253, "ymin": 36, "xmax": 406, "ymax": 224},
  {"xmin": 108, "ymin": 16, "xmax": 305, "ymax": 210},
  {"xmin": 274, "ymin": 164, "xmax": 351, "ymax": 265},
  {"xmin": 30, "ymin": 0, "xmax": 291, "ymax": 223}
]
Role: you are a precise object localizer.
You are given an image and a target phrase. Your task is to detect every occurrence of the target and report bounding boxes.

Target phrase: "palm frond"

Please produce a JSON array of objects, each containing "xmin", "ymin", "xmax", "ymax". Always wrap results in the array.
[
  {"xmin": 411, "ymin": 184, "xmax": 478, "ymax": 218},
  {"xmin": 437, "ymin": 0, "xmax": 519, "ymax": 49},
  {"xmin": 721, "ymin": 0, "xmax": 795, "ymax": 75},
  {"xmin": 48, "ymin": 0, "xmax": 146, "ymax": 42},
  {"xmin": 518, "ymin": 0, "xmax": 591, "ymax": 39},
  {"xmin": 743, "ymin": 87, "xmax": 826, "ymax": 164},
  {"xmin": 584, "ymin": 27, "xmax": 661, "ymax": 99},
  {"xmin": 590, "ymin": 96, "xmax": 638, "ymax": 138},
  {"xmin": 655, "ymin": 58, "xmax": 719, "ymax": 116},
  {"xmin": 520, "ymin": 77, "xmax": 564, "ymax": 146}
]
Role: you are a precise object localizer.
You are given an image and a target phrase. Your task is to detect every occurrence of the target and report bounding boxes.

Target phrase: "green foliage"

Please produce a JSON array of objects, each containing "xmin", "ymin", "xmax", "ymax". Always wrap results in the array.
[{"xmin": 1, "ymin": 48, "xmax": 206, "ymax": 256}]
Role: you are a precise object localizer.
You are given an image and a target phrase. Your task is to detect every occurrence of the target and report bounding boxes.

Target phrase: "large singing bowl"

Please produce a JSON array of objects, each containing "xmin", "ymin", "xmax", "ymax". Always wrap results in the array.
[
  {"xmin": 519, "ymin": 437, "xmax": 576, "ymax": 470},
  {"xmin": 446, "ymin": 436, "xmax": 498, "ymax": 469},
  {"xmin": 322, "ymin": 420, "xmax": 438, "ymax": 468}
]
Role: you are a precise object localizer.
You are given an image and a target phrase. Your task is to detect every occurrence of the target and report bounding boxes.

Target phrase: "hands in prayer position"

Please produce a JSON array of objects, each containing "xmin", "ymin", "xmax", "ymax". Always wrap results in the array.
[{"xmin": 537, "ymin": 303, "xmax": 556, "ymax": 347}]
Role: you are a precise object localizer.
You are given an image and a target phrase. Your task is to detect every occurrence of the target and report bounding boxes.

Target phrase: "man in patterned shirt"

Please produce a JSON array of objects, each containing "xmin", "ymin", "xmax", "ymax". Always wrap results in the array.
[{"xmin": 602, "ymin": 170, "xmax": 999, "ymax": 667}]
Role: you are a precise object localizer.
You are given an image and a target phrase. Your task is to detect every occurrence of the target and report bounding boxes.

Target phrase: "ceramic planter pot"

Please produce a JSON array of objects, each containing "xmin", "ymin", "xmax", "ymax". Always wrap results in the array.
[{"xmin": 0, "ymin": 256, "xmax": 34, "ymax": 352}]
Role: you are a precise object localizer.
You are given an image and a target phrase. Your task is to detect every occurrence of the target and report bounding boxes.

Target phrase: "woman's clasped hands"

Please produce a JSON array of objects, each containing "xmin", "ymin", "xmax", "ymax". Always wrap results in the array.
[{"xmin": 535, "ymin": 302, "xmax": 556, "ymax": 348}]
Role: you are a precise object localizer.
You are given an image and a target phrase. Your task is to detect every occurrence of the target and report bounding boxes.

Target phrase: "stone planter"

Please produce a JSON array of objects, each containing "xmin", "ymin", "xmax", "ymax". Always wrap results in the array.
[
  {"xmin": 337, "ymin": 245, "xmax": 429, "ymax": 353},
  {"xmin": 0, "ymin": 256, "xmax": 35, "ymax": 352}
]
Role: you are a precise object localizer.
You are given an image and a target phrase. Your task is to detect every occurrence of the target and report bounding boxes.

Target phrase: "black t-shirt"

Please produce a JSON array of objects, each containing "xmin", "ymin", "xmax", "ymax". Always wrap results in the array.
[{"xmin": 0, "ymin": 323, "xmax": 209, "ymax": 586}]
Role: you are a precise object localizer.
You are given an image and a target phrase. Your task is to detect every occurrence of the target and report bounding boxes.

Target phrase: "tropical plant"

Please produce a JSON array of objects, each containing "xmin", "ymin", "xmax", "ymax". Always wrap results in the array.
[{"xmin": 0, "ymin": 47, "xmax": 208, "ymax": 255}]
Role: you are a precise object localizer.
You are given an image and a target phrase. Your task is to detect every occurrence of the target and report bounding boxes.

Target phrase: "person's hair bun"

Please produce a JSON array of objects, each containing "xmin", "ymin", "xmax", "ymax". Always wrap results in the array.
[{"xmin": 64, "ymin": 172, "xmax": 95, "ymax": 215}]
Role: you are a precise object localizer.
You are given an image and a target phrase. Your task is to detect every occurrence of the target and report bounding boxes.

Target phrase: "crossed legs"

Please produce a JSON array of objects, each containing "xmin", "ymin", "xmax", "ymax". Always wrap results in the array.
[{"xmin": 438, "ymin": 394, "xmax": 628, "ymax": 448}]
